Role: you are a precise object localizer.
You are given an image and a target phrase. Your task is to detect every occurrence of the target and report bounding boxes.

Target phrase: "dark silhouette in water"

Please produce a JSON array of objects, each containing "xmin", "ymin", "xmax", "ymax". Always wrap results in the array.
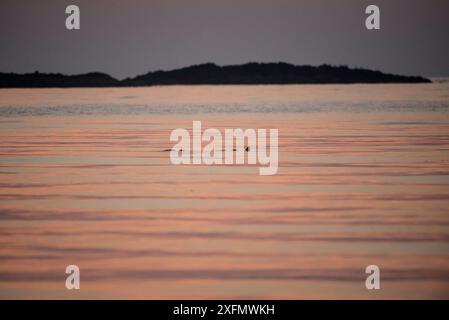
[
  {"xmin": 162, "ymin": 147, "xmax": 250, "ymax": 152},
  {"xmin": 0, "ymin": 63, "xmax": 431, "ymax": 88}
]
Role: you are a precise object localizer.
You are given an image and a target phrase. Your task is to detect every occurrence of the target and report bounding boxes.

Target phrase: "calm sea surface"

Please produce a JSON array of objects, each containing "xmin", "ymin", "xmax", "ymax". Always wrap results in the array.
[{"xmin": 1, "ymin": 83, "xmax": 449, "ymax": 298}]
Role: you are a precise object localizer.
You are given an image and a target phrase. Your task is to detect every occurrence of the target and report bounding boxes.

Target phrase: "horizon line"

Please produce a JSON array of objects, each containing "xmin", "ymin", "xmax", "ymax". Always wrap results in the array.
[{"xmin": 0, "ymin": 62, "xmax": 435, "ymax": 82}]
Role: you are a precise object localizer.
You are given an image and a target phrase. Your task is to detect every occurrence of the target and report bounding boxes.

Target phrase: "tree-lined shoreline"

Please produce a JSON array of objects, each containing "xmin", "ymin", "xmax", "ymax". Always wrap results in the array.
[{"xmin": 0, "ymin": 62, "xmax": 431, "ymax": 88}]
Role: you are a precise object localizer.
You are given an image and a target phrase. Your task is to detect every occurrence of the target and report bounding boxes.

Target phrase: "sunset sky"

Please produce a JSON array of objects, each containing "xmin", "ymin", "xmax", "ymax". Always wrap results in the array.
[{"xmin": 1, "ymin": 0, "xmax": 448, "ymax": 78}]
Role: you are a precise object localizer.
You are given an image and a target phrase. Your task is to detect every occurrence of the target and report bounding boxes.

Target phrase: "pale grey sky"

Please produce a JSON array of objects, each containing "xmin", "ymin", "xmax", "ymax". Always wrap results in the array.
[{"xmin": 1, "ymin": 0, "xmax": 448, "ymax": 79}]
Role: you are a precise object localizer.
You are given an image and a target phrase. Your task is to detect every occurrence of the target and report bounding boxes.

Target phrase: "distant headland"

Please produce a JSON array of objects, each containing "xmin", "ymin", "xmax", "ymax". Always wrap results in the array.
[{"xmin": 0, "ymin": 63, "xmax": 431, "ymax": 88}]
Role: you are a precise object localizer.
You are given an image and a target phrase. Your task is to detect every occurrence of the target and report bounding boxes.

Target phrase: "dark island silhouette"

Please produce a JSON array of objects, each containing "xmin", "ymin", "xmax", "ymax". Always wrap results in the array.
[
  {"xmin": 0, "ymin": 71, "xmax": 119, "ymax": 88},
  {"xmin": 0, "ymin": 63, "xmax": 431, "ymax": 88}
]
